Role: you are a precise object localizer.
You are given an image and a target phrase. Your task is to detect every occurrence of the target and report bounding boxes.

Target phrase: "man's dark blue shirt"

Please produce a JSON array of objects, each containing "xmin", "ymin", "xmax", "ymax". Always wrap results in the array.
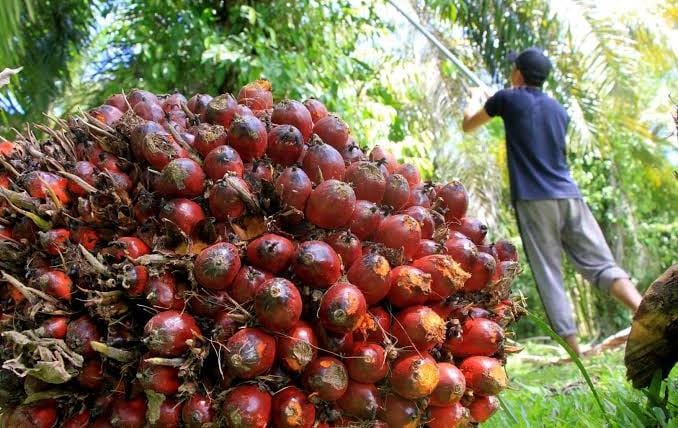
[{"xmin": 484, "ymin": 87, "xmax": 581, "ymax": 202}]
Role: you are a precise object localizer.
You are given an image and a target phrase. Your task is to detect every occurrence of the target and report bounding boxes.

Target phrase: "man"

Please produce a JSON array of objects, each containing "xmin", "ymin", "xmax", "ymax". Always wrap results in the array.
[{"xmin": 461, "ymin": 47, "xmax": 642, "ymax": 354}]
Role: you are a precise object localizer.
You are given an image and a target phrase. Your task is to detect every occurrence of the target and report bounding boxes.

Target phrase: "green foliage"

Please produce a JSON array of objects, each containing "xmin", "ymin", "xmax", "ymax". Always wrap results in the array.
[{"xmin": 487, "ymin": 345, "xmax": 678, "ymax": 427}]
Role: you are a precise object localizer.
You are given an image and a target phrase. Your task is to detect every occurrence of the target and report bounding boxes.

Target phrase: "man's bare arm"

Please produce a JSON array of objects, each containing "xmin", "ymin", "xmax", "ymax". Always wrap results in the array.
[{"xmin": 462, "ymin": 87, "xmax": 492, "ymax": 133}]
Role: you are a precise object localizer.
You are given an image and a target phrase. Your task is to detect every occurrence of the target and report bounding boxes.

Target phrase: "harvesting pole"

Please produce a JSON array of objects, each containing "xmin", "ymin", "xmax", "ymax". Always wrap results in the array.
[{"xmin": 385, "ymin": 0, "xmax": 491, "ymax": 92}]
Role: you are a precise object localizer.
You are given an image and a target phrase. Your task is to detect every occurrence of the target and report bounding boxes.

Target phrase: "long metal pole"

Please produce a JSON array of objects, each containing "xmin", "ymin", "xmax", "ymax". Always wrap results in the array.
[{"xmin": 385, "ymin": 0, "xmax": 491, "ymax": 91}]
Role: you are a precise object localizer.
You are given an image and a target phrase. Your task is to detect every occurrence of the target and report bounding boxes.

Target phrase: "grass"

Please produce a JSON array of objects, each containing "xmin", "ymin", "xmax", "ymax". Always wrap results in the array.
[{"xmin": 484, "ymin": 341, "xmax": 678, "ymax": 428}]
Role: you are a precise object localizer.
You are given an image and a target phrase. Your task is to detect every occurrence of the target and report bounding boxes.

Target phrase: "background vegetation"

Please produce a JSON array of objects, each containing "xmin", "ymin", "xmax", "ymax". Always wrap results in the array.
[{"xmin": 1, "ymin": 0, "xmax": 676, "ymax": 359}]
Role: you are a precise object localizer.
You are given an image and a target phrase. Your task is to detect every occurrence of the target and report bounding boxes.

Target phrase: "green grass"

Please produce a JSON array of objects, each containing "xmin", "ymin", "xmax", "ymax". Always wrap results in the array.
[{"xmin": 484, "ymin": 342, "xmax": 678, "ymax": 428}]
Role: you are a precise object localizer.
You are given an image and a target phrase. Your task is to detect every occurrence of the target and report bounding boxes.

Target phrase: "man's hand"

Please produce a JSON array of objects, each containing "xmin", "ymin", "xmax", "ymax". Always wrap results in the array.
[{"xmin": 462, "ymin": 87, "xmax": 493, "ymax": 133}]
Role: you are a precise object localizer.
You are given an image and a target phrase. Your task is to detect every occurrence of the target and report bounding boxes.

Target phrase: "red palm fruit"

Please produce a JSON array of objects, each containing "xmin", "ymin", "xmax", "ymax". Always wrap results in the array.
[
  {"xmin": 445, "ymin": 317, "xmax": 504, "ymax": 357},
  {"xmin": 110, "ymin": 398, "xmax": 146, "ymax": 428},
  {"xmin": 464, "ymin": 252, "xmax": 497, "ymax": 292},
  {"xmin": 138, "ymin": 355, "xmax": 180, "ymax": 395},
  {"xmin": 336, "ymin": 381, "xmax": 381, "ymax": 420},
  {"xmin": 66, "ymin": 316, "xmax": 101, "ymax": 358},
  {"xmin": 271, "ymin": 386, "xmax": 315, "ymax": 428},
  {"xmin": 144, "ymin": 273, "xmax": 183, "ymax": 310},
  {"xmin": 344, "ymin": 161, "xmax": 386, "ymax": 203},
  {"xmin": 143, "ymin": 310, "xmax": 201, "ymax": 357},
  {"xmin": 68, "ymin": 161, "xmax": 97, "ymax": 196},
  {"xmin": 438, "ymin": 181, "xmax": 469, "ymax": 224},
  {"xmin": 378, "ymin": 394, "xmax": 421, "ymax": 428},
  {"xmin": 302, "ymin": 356, "xmax": 349, "ymax": 401},
  {"xmin": 165, "ymin": 109, "xmax": 187, "ymax": 130},
  {"xmin": 33, "ymin": 269, "xmax": 72, "ymax": 301},
  {"xmin": 292, "ymin": 240, "xmax": 342, "ymax": 288},
  {"xmin": 248, "ymin": 160, "xmax": 275, "ymax": 183},
  {"xmin": 134, "ymin": 99, "xmax": 165, "ymax": 122},
  {"xmin": 347, "ymin": 253, "xmax": 391, "ymax": 305},
  {"xmin": 375, "ymin": 214, "xmax": 421, "ymax": 261},
  {"xmin": 469, "ymin": 395, "xmax": 500, "ymax": 423},
  {"xmin": 194, "ymin": 242, "xmax": 241, "ymax": 290},
  {"xmin": 319, "ymin": 282, "xmax": 367, "ymax": 333},
  {"xmin": 71, "ymin": 226, "xmax": 99, "ymax": 250},
  {"xmin": 205, "ymin": 94, "xmax": 238, "ymax": 126},
  {"xmin": 182, "ymin": 394, "xmax": 214, "ymax": 428},
  {"xmin": 340, "ymin": 139, "xmax": 365, "ymax": 164},
  {"xmin": 396, "ymin": 163, "xmax": 421, "ymax": 187},
  {"xmin": 391, "ymin": 305, "xmax": 446, "ymax": 351},
  {"xmin": 277, "ymin": 320, "xmax": 318, "ymax": 373},
  {"xmin": 349, "ymin": 200, "xmax": 382, "ymax": 240},
  {"xmin": 450, "ymin": 217, "xmax": 488, "ymax": 245},
  {"xmin": 275, "ymin": 166, "xmax": 312, "ymax": 223},
  {"xmin": 383, "ymin": 173, "xmax": 410, "ymax": 210},
  {"xmin": 354, "ymin": 306, "xmax": 391, "ymax": 342},
  {"xmin": 39, "ymin": 316, "xmax": 69, "ymax": 339},
  {"xmin": 207, "ymin": 175, "xmax": 253, "ymax": 221},
  {"xmin": 22, "ymin": 171, "xmax": 70, "ymax": 204},
  {"xmin": 302, "ymin": 140, "xmax": 345, "ymax": 184},
  {"xmin": 162, "ymin": 92, "xmax": 187, "ymax": 112},
  {"xmin": 112, "ymin": 250, "xmax": 143, "ymax": 285},
  {"xmin": 303, "ymin": 98, "xmax": 329, "ymax": 123},
  {"xmin": 223, "ymin": 328, "xmax": 275, "ymax": 378},
  {"xmin": 187, "ymin": 93, "xmax": 212, "ymax": 119},
  {"xmin": 151, "ymin": 399, "xmax": 182, "ymax": 428},
  {"xmin": 0, "ymin": 173, "xmax": 9, "ymax": 189},
  {"xmin": 272, "ymin": 100, "xmax": 314, "ymax": 141},
  {"xmin": 159, "ymin": 198, "xmax": 206, "ymax": 235},
  {"xmin": 228, "ymin": 115, "xmax": 267, "ymax": 162},
  {"xmin": 128, "ymin": 89, "xmax": 159, "ymax": 106},
  {"xmin": 228, "ymin": 266, "xmax": 273, "ymax": 304},
  {"xmin": 254, "ymin": 277, "xmax": 302, "ymax": 331},
  {"xmin": 222, "ymin": 385, "xmax": 272, "ymax": 428},
  {"xmin": 238, "ymin": 79, "xmax": 273, "ymax": 112},
  {"xmin": 6, "ymin": 400, "xmax": 58, "ymax": 428},
  {"xmin": 427, "ymin": 402, "xmax": 471, "ymax": 428},
  {"xmin": 266, "ymin": 124, "xmax": 305, "ymax": 166},
  {"xmin": 368, "ymin": 145, "xmax": 398, "ymax": 174},
  {"xmin": 247, "ymin": 233, "xmax": 295, "ymax": 274},
  {"xmin": 460, "ymin": 356, "xmax": 508, "ymax": 396},
  {"xmin": 313, "ymin": 114, "xmax": 350, "ymax": 150},
  {"xmin": 187, "ymin": 289, "xmax": 231, "ymax": 318},
  {"xmin": 315, "ymin": 324, "xmax": 354, "ymax": 355},
  {"xmin": 63, "ymin": 409, "xmax": 90, "ymax": 428},
  {"xmin": 106, "ymin": 93, "xmax": 128, "ymax": 112},
  {"xmin": 140, "ymin": 132, "xmax": 188, "ymax": 169},
  {"xmin": 91, "ymin": 104, "xmax": 124, "ymax": 125},
  {"xmin": 213, "ymin": 310, "xmax": 239, "ymax": 341},
  {"xmin": 77, "ymin": 358, "xmax": 104, "ymax": 389},
  {"xmin": 414, "ymin": 239, "xmax": 442, "ymax": 259},
  {"xmin": 113, "ymin": 236, "xmax": 150, "ymax": 261},
  {"xmin": 403, "ymin": 206, "xmax": 435, "ymax": 239},
  {"xmin": 0, "ymin": 225, "xmax": 11, "ymax": 240},
  {"xmin": 203, "ymin": 145, "xmax": 244, "ymax": 179},
  {"xmin": 106, "ymin": 170, "xmax": 133, "ymax": 191},
  {"xmin": 412, "ymin": 255, "xmax": 468, "ymax": 301},
  {"xmin": 325, "ymin": 231, "xmax": 362, "ymax": 268},
  {"xmin": 155, "ymin": 158, "xmax": 205, "ymax": 198},
  {"xmin": 495, "ymin": 239, "xmax": 518, "ymax": 261},
  {"xmin": 405, "ymin": 183, "xmax": 435, "ymax": 208},
  {"xmin": 191, "ymin": 123, "xmax": 227, "ymax": 157},
  {"xmin": 346, "ymin": 342, "xmax": 388, "ymax": 383},
  {"xmin": 390, "ymin": 352, "xmax": 439, "ymax": 400},
  {"xmin": 429, "ymin": 362, "xmax": 466, "ymax": 406},
  {"xmin": 96, "ymin": 151, "xmax": 121, "ymax": 172},
  {"xmin": 76, "ymin": 140, "xmax": 103, "ymax": 164},
  {"xmin": 444, "ymin": 232, "xmax": 478, "ymax": 272},
  {"xmin": 387, "ymin": 265, "xmax": 432, "ymax": 307}
]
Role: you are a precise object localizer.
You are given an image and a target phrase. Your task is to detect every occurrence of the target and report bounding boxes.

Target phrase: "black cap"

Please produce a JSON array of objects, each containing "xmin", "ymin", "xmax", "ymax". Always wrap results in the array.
[{"xmin": 507, "ymin": 47, "xmax": 552, "ymax": 85}]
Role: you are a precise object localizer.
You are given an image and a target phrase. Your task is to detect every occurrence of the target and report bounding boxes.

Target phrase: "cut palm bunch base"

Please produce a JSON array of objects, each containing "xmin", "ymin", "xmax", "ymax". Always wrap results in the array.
[{"xmin": 0, "ymin": 81, "xmax": 525, "ymax": 427}]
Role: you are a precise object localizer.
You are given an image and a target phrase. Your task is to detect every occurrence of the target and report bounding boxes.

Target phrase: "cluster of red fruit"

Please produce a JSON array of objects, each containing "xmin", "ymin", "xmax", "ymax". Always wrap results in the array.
[{"xmin": 0, "ymin": 79, "xmax": 521, "ymax": 427}]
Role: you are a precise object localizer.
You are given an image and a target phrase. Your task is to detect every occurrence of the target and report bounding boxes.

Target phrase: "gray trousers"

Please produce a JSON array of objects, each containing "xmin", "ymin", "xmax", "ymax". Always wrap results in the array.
[{"xmin": 515, "ymin": 199, "xmax": 629, "ymax": 337}]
